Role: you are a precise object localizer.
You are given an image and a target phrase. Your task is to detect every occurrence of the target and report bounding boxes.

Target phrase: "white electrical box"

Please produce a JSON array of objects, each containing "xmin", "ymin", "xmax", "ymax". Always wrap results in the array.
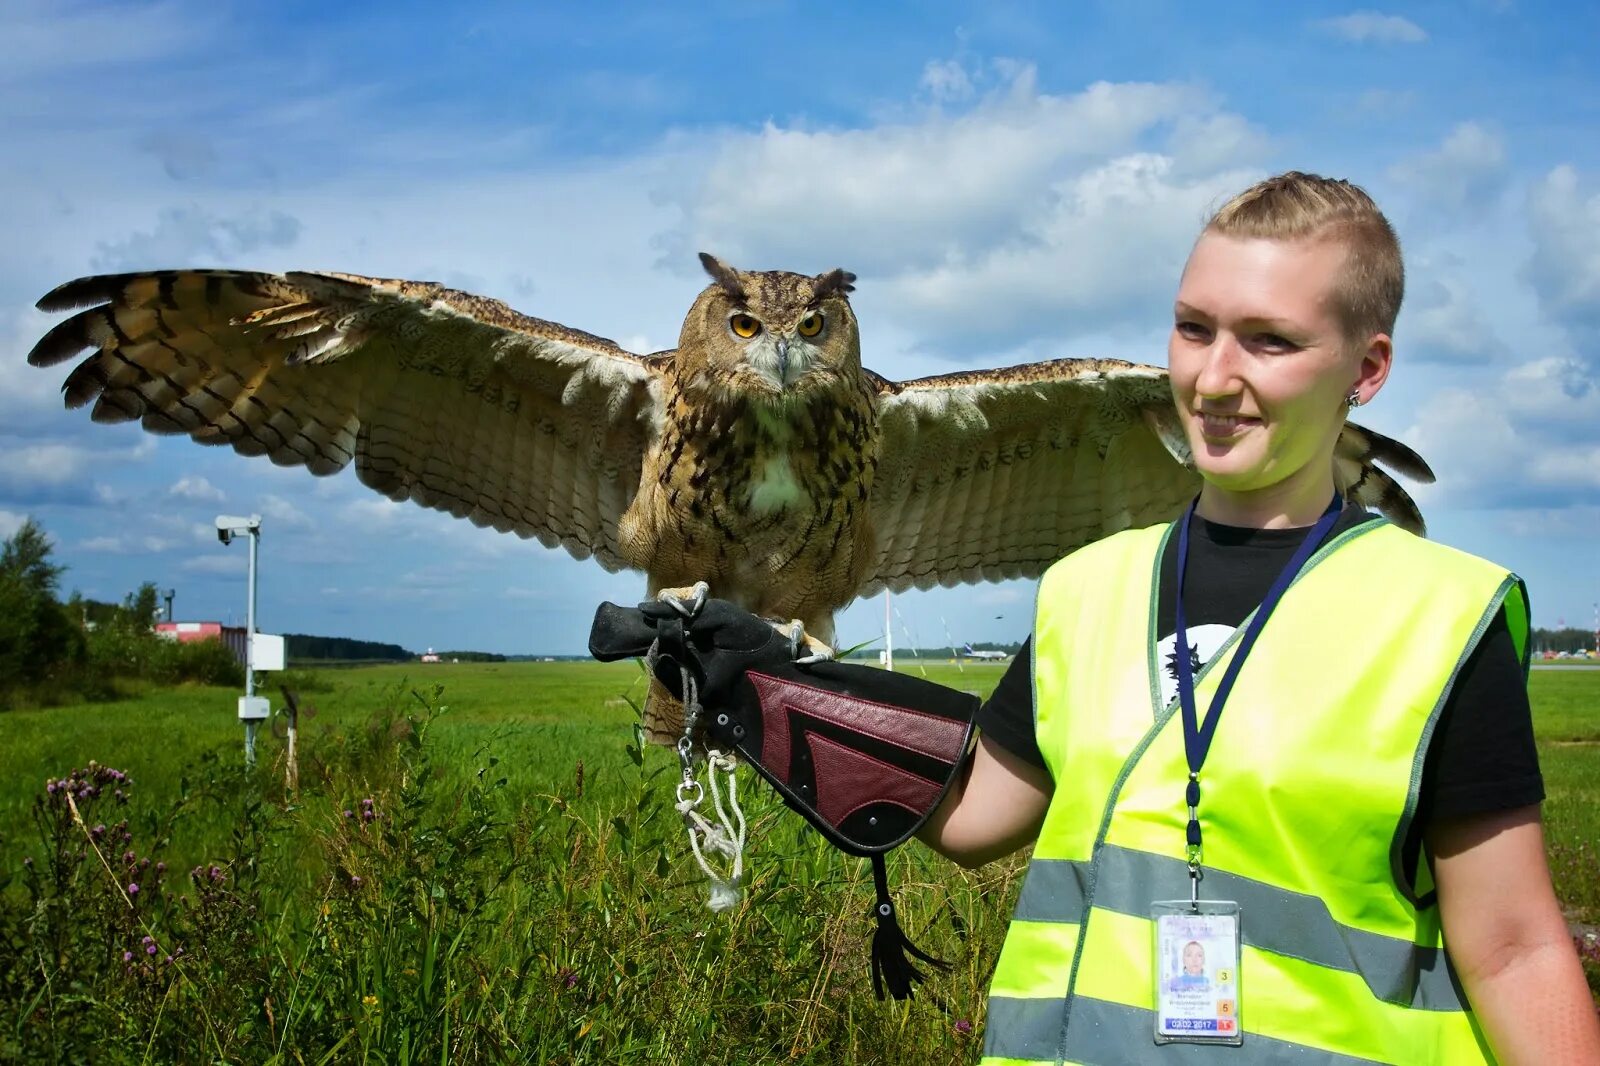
[
  {"xmin": 238, "ymin": 696, "xmax": 271, "ymax": 721},
  {"xmin": 251, "ymin": 633, "xmax": 286, "ymax": 672}
]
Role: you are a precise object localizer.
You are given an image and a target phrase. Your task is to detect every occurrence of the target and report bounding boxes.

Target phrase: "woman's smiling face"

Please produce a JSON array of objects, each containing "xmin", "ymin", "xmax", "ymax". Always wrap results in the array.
[{"xmin": 1167, "ymin": 231, "xmax": 1390, "ymax": 525}]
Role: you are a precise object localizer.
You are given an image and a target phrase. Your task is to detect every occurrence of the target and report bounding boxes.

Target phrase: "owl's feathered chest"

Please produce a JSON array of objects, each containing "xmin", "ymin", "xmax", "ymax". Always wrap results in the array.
[
  {"xmin": 622, "ymin": 378, "xmax": 879, "ymax": 585},
  {"xmin": 670, "ymin": 385, "xmax": 874, "ymax": 522}
]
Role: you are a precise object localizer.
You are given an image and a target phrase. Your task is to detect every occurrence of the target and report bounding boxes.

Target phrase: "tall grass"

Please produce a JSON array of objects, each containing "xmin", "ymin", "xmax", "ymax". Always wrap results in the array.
[
  {"xmin": 1, "ymin": 661, "xmax": 1595, "ymax": 1062},
  {"xmin": 1, "ymin": 664, "xmax": 1011, "ymax": 1063}
]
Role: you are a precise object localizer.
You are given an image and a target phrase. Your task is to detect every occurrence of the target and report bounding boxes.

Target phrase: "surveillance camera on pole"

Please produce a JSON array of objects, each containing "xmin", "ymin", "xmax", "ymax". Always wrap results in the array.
[
  {"xmin": 215, "ymin": 513, "xmax": 260, "ymax": 546},
  {"xmin": 216, "ymin": 514, "xmax": 268, "ymax": 765}
]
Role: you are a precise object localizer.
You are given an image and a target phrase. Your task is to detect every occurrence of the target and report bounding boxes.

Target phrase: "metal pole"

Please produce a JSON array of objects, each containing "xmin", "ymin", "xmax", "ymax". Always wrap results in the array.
[
  {"xmin": 884, "ymin": 590, "xmax": 894, "ymax": 672},
  {"xmin": 244, "ymin": 527, "xmax": 258, "ymax": 767}
]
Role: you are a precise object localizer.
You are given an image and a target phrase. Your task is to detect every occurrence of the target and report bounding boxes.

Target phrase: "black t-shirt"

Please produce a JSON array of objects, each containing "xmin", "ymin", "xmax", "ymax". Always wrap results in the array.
[{"xmin": 976, "ymin": 503, "xmax": 1543, "ymax": 875}]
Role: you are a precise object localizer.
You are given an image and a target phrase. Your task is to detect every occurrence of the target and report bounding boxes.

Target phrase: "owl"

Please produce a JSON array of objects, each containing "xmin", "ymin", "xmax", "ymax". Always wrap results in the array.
[{"xmin": 28, "ymin": 253, "xmax": 1430, "ymax": 732}]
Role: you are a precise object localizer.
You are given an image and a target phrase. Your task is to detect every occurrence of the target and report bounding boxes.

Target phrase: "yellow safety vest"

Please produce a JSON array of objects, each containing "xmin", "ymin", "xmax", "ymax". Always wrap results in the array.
[{"xmin": 981, "ymin": 517, "xmax": 1528, "ymax": 1066}]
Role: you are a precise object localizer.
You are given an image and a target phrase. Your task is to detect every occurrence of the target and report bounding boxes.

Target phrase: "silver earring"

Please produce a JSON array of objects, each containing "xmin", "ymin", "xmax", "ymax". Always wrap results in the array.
[{"xmin": 1345, "ymin": 391, "xmax": 1362, "ymax": 408}]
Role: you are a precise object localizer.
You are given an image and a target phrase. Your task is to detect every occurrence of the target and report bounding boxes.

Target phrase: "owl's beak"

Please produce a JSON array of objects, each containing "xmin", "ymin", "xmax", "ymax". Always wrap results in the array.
[{"xmin": 774, "ymin": 337, "xmax": 790, "ymax": 383}]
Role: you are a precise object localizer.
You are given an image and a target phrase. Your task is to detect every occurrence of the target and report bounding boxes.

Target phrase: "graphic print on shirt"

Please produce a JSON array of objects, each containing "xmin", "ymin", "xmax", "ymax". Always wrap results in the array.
[{"xmin": 1155, "ymin": 623, "xmax": 1235, "ymax": 708}]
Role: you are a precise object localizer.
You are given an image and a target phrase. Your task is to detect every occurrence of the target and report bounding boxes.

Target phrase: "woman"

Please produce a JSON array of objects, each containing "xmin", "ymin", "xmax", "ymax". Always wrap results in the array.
[
  {"xmin": 597, "ymin": 172, "xmax": 1600, "ymax": 1061},
  {"xmin": 918, "ymin": 172, "xmax": 1599, "ymax": 1063}
]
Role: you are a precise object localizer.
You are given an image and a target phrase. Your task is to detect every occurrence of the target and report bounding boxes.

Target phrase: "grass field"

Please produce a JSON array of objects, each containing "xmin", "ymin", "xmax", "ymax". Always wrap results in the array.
[{"xmin": 1, "ymin": 660, "xmax": 1596, "ymax": 1063}]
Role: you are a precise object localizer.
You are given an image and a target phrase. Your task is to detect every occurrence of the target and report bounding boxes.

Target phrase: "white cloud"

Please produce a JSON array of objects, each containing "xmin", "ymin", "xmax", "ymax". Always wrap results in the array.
[
  {"xmin": 169, "ymin": 475, "xmax": 225, "ymax": 503},
  {"xmin": 877, "ymin": 154, "xmax": 1253, "ymax": 354},
  {"xmin": 1314, "ymin": 12, "xmax": 1428, "ymax": 44},
  {"xmin": 920, "ymin": 59, "xmax": 975, "ymax": 104},
  {"xmin": 179, "ymin": 554, "xmax": 247, "ymax": 575},
  {"xmin": 661, "ymin": 71, "xmax": 1261, "ymax": 357},
  {"xmin": 1405, "ymin": 357, "xmax": 1600, "ymax": 508},
  {"xmin": 0, "ymin": 0, "xmax": 208, "ymax": 83},
  {"xmin": 1402, "ymin": 263, "xmax": 1505, "ymax": 364},
  {"xmin": 260, "ymin": 493, "xmax": 313, "ymax": 529},
  {"xmin": 5, "ymin": 442, "xmax": 88, "ymax": 486},
  {"xmin": 663, "ymin": 74, "xmax": 1199, "ymax": 275},
  {"xmin": 1524, "ymin": 165, "xmax": 1600, "ymax": 355},
  {"xmin": 79, "ymin": 534, "xmax": 181, "ymax": 554},
  {"xmin": 90, "ymin": 205, "xmax": 302, "ymax": 272},
  {"xmin": 1388, "ymin": 122, "xmax": 1507, "ymax": 213}
]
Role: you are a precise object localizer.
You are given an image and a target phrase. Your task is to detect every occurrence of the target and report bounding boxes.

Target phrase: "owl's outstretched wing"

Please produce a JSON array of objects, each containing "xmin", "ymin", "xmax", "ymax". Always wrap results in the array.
[
  {"xmin": 863, "ymin": 357, "xmax": 1433, "ymax": 595},
  {"xmin": 30, "ymin": 270, "xmax": 667, "ymax": 569}
]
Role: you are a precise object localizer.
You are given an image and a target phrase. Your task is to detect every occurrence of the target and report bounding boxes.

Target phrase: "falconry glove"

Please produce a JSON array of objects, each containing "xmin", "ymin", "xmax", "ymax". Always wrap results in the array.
[{"xmin": 590, "ymin": 594, "xmax": 980, "ymax": 1000}]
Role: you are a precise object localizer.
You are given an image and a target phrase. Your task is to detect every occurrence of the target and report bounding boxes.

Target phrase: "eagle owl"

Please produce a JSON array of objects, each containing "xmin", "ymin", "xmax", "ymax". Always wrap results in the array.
[{"xmin": 28, "ymin": 253, "xmax": 1431, "ymax": 705}]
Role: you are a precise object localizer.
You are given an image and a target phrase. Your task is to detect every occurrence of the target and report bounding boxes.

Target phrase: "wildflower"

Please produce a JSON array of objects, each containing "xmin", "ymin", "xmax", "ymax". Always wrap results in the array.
[
  {"xmin": 164, "ymin": 955, "xmax": 172, "ymax": 965},
  {"xmin": 362, "ymin": 994, "xmax": 378, "ymax": 1007},
  {"xmin": 123, "ymin": 851, "xmax": 135, "ymax": 863},
  {"xmin": 123, "ymin": 951, "xmax": 133, "ymax": 962},
  {"xmin": 146, "ymin": 944, "xmax": 158, "ymax": 956},
  {"xmin": 91, "ymin": 824, "xmax": 106, "ymax": 839},
  {"xmin": 156, "ymin": 862, "xmax": 166, "ymax": 873},
  {"xmin": 343, "ymin": 809, "xmax": 354, "ymax": 819},
  {"xmin": 361, "ymin": 808, "xmax": 376, "ymax": 823},
  {"xmin": 21, "ymin": 857, "xmax": 30, "ymax": 867},
  {"xmin": 349, "ymin": 875, "xmax": 363, "ymax": 888},
  {"xmin": 128, "ymin": 883, "xmax": 140, "ymax": 896},
  {"xmin": 955, "ymin": 1020, "xmax": 974, "ymax": 1035}
]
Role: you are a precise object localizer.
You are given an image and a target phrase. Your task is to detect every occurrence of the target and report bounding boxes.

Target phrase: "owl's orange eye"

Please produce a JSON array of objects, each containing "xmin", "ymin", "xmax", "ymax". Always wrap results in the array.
[
  {"xmin": 729, "ymin": 313, "xmax": 762, "ymax": 339},
  {"xmin": 797, "ymin": 311, "xmax": 824, "ymax": 337}
]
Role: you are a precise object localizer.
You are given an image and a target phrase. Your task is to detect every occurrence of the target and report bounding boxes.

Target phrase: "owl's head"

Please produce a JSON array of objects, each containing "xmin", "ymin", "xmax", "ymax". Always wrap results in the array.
[{"xmin": 678, "ymin": 253, "xmax": 860, "ymax": 401}]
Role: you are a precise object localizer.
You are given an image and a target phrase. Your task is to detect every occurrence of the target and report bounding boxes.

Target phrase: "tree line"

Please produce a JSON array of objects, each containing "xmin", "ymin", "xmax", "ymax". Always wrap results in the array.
[
  {"xmin": 0, "ymin": 519, "xmax": 241, "ymax": 709},
  {"xmin": 1532, "ymin": 627, "xmax": 1598, "ymax": 655}
]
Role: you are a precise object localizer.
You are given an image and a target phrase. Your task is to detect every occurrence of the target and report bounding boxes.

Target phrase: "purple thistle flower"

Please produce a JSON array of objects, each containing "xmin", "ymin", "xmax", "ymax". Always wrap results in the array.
[
  {"xmin": 127, "ymin": 883, "xmax": 139, "ymax": 895},
  {"xmin": 91, "ymin": 824, "xmax": 105, "ymax": 839},
  {"xmin": 142, "ymin": 935, "xmax": 154, "ymax": 945},
  {"xmin": 343, "ymin": 809, "xmax": 354, "ymax": 819},
  {"xmin": 146, "ymin": 944, "xmax": 158, "ymax": 956},
  {"xmin": 349, "ymin": 875, "xmax": 363, "ymax": 888},
  {"xmin": 123, "ymin": 851, "xmax": 135, "ymax": 863},
  {"xmin": 955, "ymin": 1020, "xmax": 974, "ymax": 1035},
  {"xmin": 156, "ymin": 862, "xmax": 165, "ymax": 873},
  {"xmin": 123, "ymin": 951, "xmax": 133, "ymax": 962}
]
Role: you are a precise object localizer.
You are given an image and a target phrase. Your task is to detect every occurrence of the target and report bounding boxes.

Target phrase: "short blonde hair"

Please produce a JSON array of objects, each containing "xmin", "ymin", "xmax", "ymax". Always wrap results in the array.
[{"xmin": 1206, "ymin": 172, "xmax": 1404, "ymax": 343}]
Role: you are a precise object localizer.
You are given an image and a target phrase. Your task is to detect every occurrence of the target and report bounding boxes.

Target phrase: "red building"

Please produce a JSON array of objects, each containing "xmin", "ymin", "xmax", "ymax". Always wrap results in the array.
[{"xmin": 155, "ymin": 621, "xmax": 249, "ymax": 665}]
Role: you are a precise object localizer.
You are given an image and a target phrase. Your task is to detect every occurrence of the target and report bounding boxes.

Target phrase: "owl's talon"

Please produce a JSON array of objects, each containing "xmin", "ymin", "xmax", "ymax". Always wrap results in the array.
[
  {"xmin": 778, "ymin": 618, "xmax": 835, "ymax": 664},
  {"xmin": 657, "ymin": 581, "xmax": 711, "ymax": 619}
]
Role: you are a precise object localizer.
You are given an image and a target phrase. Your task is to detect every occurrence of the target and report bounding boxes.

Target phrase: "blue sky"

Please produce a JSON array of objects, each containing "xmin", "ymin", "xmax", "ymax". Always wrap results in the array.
[{"xmin": 4, "ymin": 1, "xmax": 1599, "ymax": 655}]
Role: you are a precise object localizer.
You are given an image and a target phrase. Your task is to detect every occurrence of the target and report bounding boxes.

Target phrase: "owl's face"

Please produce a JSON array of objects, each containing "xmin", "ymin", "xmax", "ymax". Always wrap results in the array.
[{"xmin": 679, "ymin": 254, "xmax": 860, "ymax": 402}]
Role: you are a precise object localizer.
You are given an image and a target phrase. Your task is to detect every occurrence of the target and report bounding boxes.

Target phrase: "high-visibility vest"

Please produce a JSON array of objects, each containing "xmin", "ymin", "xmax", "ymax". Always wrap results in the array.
[{"xmin": 981, "ymin": 518, "xmax": 1528, "ymax": 1066}]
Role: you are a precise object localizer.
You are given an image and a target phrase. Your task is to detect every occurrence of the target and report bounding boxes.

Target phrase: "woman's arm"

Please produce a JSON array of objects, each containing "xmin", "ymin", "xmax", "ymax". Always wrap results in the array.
[
  {"xmin": 1431, "ymin": 805, "xmax": 1600, "ymax": 1063},
  {"xmin": 918, "ymin": 733, "xmax": 1053, "ymax": 868}
]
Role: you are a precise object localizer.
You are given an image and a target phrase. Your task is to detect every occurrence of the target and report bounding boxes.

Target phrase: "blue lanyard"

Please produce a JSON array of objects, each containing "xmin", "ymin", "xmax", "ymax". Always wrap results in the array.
[{"xmin": 1173, "ymin": 494, "xmax": 1342, "ymax": 890}]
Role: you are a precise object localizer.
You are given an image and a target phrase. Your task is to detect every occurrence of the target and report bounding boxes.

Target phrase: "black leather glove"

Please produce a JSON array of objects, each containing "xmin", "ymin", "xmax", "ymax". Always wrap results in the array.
[
  {"xmin": 589, "ymin": 595, "xmax": 800, "ymax": 708},
  {"xmin": 588, "ymin": 593, "xmax": 982, "ymax": 1000}
]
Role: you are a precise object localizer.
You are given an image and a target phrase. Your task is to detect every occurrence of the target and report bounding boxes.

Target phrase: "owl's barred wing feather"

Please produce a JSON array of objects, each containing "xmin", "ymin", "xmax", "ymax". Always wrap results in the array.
[
  {"xmin": 864, "ymin": 358, "xmax": 1193, "ymax": 595},
  {"xmin": 30, "ymin": 270, "xmax": 665, "ymax": 568},
  {"xmin": 863, "ymin": 358, "xmax": 1433, "ymax": 595}
]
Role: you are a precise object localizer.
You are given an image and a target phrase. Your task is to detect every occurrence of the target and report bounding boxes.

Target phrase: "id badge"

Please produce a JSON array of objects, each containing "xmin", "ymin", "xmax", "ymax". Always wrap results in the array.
[{"xmin": 1151, "ymin": 900, "xmax": 1242, "ymax": 1046}]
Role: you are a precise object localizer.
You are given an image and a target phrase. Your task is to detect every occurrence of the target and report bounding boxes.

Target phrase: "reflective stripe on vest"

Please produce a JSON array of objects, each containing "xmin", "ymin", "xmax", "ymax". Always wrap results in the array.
[{"xmin": 981, "ymin": 519, "xmax": 1525, "ymax": 1066}]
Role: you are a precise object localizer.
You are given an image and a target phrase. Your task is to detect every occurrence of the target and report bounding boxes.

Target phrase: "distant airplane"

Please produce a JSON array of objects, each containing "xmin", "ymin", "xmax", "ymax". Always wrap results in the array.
[{"xmin": 961, "ymin": 643, "xmax": 1011, "ymax": 662}]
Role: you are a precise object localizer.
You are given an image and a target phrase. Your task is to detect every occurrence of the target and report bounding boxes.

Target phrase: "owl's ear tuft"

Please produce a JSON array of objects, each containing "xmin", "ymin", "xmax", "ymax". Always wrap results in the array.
[
  {"xmin": 698, "ymin": 253, "xmax": 747, "ymax": 302},
  {"xmin": 812, "ymin": 268, "xmax": 857, "ymax": 300}
]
